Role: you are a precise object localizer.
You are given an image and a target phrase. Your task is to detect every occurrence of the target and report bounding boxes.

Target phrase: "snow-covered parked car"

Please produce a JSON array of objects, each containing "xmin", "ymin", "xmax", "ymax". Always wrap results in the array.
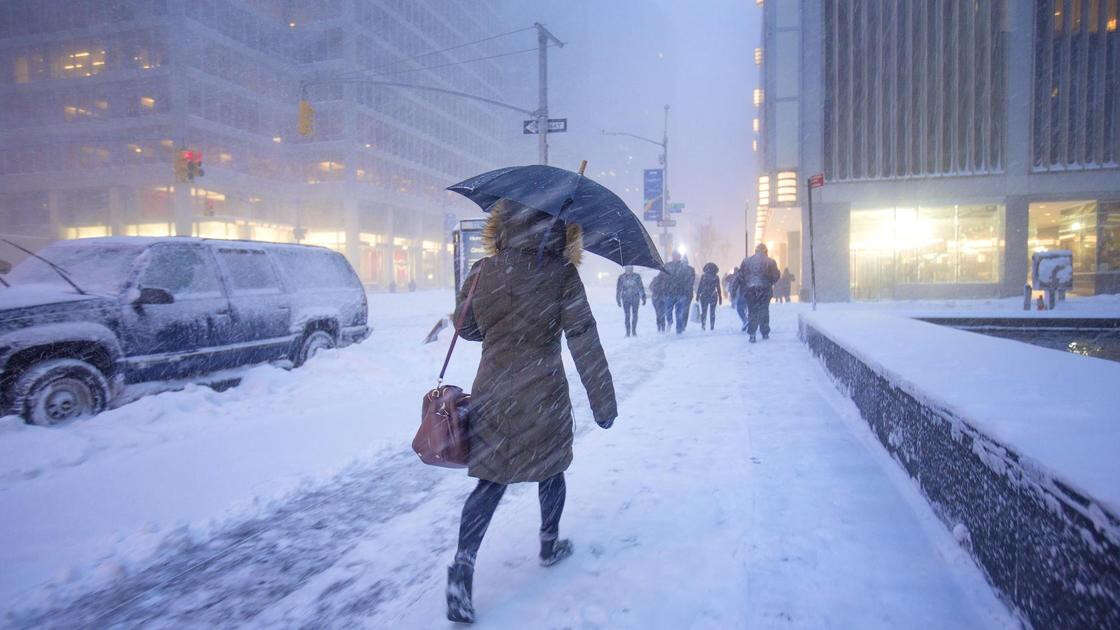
[{"xmin": 0, "ymin": 237, "xmax": 369, "ymax": 425}]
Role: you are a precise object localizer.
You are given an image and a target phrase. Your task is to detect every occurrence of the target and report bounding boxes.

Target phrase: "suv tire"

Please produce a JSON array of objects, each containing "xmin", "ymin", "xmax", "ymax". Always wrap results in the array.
[
  {"xmin": 14, "ymin": 358, "xmax": 110, "ymax": 426},
  {"xmin": 293, "ymin": 330, "xmax": 335, "ymax": 367}
]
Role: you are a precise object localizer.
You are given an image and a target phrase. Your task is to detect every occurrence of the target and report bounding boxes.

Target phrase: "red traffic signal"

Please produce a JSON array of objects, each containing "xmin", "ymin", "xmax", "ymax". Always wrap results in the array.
[{"xmin": 179, "ymin": 149, "xmax": 202, "ymax": 162}]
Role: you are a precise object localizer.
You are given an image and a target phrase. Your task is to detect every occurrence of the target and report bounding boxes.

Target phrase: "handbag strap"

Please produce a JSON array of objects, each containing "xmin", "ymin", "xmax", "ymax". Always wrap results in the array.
[{"xmin": 438, "ymin": 264, "xmax": 483, "ymax": 385}]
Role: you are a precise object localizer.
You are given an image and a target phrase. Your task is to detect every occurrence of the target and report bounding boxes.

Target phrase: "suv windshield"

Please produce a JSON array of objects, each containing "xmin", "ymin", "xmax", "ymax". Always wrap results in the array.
[{"xmin": 7, "ymin": 242, "xmax": 143, "ymax": 295}]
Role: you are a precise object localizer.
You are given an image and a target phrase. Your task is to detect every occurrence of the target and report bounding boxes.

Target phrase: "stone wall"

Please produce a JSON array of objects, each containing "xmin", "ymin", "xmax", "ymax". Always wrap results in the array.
[{"xmin": 799, "ymin": 317, "xmax": 1120, "ymax": 628}]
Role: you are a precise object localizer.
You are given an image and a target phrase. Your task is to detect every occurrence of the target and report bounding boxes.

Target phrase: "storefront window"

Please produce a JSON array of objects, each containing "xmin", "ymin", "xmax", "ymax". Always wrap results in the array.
[
  {"xmin": 850, "ymin": 204, "xmax": 1005, "ymax": 298},
  {"xmin": 1100, "ymin": 202, "xmax": 1120, "ymax": 273}
]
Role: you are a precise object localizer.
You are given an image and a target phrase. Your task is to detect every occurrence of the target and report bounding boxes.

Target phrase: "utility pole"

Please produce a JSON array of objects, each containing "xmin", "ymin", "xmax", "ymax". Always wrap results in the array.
[
  {"xmin": 744, "ymin": 199, "xmax": 751, "ymax": 258},
  {"xmin": 535, "ymin": 23, "xmax": 564, "ymax": 165}
]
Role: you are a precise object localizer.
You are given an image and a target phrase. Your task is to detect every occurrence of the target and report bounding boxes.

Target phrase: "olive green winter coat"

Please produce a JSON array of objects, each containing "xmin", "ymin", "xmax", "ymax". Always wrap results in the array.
[{"xmin": 455, "ymin": 200, "xmax": 617, "ymax": 484}]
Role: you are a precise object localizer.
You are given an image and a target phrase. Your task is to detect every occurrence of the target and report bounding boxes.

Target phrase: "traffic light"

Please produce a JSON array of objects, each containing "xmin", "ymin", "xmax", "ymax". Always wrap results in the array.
[
  {"xmin": 298, "ymin": 99, "xmax": 314, "ymax": 136},
  {"xmin": 187, "ymin": 156, "xmax": 204, "ymax": 180},
  {"xmin": 173, "ymin": 150, "xmax": 189, "ymax": 182}
]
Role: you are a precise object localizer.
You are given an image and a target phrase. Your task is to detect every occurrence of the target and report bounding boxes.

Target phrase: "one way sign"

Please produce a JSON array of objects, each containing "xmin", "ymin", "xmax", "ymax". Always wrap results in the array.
[{"xmin": 523, "ymin": 118, "xmax": 568, "ymax": 134}]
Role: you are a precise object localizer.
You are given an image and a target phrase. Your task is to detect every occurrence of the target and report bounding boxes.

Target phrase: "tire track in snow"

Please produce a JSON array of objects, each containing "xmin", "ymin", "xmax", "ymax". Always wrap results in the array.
[{"xmin": 10, "ymin": 331, "xmax": 670, "ymax": 629}]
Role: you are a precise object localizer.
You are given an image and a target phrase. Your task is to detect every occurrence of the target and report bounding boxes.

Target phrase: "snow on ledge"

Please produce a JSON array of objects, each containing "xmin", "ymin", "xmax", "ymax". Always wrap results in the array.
[{"xmin": 800, "ymin": 310, "xmax": 1120, "ymax": 515}]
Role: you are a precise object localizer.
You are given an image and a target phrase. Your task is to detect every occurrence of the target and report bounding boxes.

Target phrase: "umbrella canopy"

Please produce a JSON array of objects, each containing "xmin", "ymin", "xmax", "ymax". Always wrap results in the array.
[{"xmin": 448, "ymin": 165, "xmax": 665, "ymax": 271}]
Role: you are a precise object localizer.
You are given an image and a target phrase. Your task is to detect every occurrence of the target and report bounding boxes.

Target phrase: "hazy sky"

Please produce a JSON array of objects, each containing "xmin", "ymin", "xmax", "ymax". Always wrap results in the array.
[{"xmin": 495, "ymin": 0, "xmax": 760, "ymax": 265}]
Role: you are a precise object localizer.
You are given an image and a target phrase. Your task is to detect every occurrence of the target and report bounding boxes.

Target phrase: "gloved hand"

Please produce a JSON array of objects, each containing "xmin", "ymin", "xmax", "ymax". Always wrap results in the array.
[{"xmin": 595, "ymin": 415, "xmax": 615, "ymax": 429}]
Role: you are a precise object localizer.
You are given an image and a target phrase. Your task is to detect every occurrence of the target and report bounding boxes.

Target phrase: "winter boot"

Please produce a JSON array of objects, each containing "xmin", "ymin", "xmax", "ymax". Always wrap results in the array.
[
  {"xmin": 749, "ymin": 334, "xmax": 757, "ymax": 343},
  {"xmin": 539, "ymin": 539, "xmax": 574, "ymax": 567},
  {"xmin": 447, "ymin": 561, "xmax": 475, "ymax": 623}
]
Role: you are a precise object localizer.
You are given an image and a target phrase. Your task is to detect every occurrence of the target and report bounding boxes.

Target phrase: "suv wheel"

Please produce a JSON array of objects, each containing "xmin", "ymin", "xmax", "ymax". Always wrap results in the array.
[
  {"xmin": 14, "ymin": 359, "xmax": 110, "ymax": 426},
  {"xmin": 293, "ymin": 330, "xmax": 335, "ymax": 367}
]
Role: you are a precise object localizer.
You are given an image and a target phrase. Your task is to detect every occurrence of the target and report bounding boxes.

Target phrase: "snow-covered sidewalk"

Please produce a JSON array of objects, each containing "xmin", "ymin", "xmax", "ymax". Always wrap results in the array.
[{"xmin": 2, "ymin": 291, "xmax": 1013, "ymax": 628}]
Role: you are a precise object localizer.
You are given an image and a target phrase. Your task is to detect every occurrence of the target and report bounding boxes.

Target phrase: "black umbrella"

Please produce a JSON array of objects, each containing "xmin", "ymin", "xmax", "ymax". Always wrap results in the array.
[{"xmin": 447, "ymin": 164, "xmax": 665, "ymax": 271}]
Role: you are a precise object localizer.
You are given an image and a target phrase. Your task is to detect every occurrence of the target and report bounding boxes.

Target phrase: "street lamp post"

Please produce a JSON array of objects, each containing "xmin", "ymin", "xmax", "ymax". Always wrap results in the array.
[{"xmin": 602, "ymin": 104, "xmax": 672, "ymax": 254}]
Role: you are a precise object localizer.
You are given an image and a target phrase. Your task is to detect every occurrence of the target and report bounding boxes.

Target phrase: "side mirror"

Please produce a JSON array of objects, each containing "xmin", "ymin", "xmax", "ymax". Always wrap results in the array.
[
  {"xmin": 134, "ymin": 287, "xmax": 174, "ymax": 305},
  {"xmin": 0, "ymin": 260, "xmax": 10, "ymax": 274}
]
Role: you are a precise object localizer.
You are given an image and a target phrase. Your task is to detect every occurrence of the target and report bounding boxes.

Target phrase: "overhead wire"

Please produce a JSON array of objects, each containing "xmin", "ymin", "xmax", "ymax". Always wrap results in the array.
[
  {"xmin": 345, "ymin": 45, "xmax": 553, "ymax": 81},
  {"xmin": 332, "ymin": 25, "xmax": 536, "ymax": 80}
]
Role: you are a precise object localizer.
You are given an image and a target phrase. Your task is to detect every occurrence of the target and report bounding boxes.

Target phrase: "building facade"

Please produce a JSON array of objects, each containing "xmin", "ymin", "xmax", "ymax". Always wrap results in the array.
[
  {"xmin": 752, "ymin": 0, "xmax": 1120, "ymax": 300},
  {"xmin": 0, "ymin": 0, "xmax": 519, "ymax": 288}
]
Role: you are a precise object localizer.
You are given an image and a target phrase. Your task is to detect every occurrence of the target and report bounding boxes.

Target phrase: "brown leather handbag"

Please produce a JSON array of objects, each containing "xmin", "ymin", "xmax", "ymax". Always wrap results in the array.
[{"xmin": 412, "ymin": 269, "xmax": 482, "ymax": 468}]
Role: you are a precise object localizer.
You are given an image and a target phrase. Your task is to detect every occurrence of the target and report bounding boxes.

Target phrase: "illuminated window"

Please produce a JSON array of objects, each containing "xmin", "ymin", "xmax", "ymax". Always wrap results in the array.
[
  {"xmin": 849, "ymin": 204, "xmax": 1005, "ymax": 298},
  {"xmin": 132, "ymin": 48, "xmax": 158, "ymax": 70},
  {"xmin": 752, "ymin": 118, "xmax": 760, "ymax": 132},
  {"xmin": 752, "ymin": 139, "xmax": 758, "ymax": 152},
  {"xmin": 57, "ymin": 49, "xmax": 106, "ymax": 78},
  {"xmin": 14, "ymin": 57, "xmax": 30, "ymax": 83},
  {"xmin": 754, "ymin": 48, "xmax": 763, "ymax": 65},
  {"xmin": 64, "ymin": 225, "xmax": 110, "ymax": 239},
  {"xmin": 775, "ymin": 171, "xmax": 797, "ymax": 204},
  {"xmin": 139, "ymin": 96, "xmax": 156, "ymax": 109},
  {"xmin": 757, "ymin": 175, "xmax": 770, "ymax": 207},
  {"xmin": 753, "ymin": 88, "xmax": 764, "ymax": 107},
  {"xmin": 63, "ymin": 105, "xmax": 93, "ymax": 121}
]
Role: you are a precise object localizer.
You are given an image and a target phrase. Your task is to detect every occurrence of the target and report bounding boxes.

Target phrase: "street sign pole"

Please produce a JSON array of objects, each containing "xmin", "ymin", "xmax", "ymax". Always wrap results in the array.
[
  {"xmin": 534, "ymin": 24, "xmax": 564, "ymax": 166},
  {"xmin": 806, "ymin": 173, "xmax": 824, "ymax": 311}
]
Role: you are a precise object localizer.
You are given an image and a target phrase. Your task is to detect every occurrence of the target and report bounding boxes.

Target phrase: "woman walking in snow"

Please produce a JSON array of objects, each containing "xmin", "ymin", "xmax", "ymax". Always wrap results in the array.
[
  {"xmin": 446, "ymin": 199, "xmax": 618, "ymax": 623},
  {"xmin": 696, "ymin": 262, "xmax": 723, "ymax": 330}
]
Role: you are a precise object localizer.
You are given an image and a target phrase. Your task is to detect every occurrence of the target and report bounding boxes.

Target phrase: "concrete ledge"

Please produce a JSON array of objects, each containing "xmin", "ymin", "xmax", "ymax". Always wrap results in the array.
[{"xmin": 799, "ymin": 315, "xmax": 1120, "ymax": 628}]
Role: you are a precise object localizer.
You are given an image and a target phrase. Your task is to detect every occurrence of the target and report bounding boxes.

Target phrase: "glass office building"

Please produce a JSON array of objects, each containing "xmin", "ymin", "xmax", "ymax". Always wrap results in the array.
[
  {"xmin": 752, "ymin": 0, "xmax": 1120, "ymax": 300},
  {"xmin": 0, "ymin": 0, "xmax": 515, "ymax": 288}
]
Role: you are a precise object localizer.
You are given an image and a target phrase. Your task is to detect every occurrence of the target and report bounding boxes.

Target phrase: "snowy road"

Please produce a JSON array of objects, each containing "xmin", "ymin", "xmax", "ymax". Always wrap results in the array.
[{"xmin": 2, "ymin": 288, "xmax": 1014, "ymax": 628}]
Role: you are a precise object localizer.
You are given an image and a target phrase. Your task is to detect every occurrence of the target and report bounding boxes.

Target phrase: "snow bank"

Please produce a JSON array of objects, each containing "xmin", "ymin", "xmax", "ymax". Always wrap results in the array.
[{"xmin": 800, "ymin": 311, "xmax": 1120, "ymax": 628}]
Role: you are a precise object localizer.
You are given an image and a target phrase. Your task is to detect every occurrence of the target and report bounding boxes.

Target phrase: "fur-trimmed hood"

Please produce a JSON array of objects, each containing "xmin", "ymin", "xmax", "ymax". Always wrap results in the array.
[{"xmin": 481, "ymin": 198, "xmax": 583, "ymax": 266}]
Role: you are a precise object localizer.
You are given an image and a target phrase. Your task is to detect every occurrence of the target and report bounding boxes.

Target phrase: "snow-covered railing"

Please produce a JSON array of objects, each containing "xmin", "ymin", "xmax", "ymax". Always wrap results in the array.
[{"xmin": 799, "ymin": 312, "xmax": 1120, "ymax": 629}]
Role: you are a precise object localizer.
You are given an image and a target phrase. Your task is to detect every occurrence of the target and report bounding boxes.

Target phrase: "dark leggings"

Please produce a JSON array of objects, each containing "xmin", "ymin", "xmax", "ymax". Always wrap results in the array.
[
  {"xmin": 699, "ymin": 299, "xmax": 716, "ymax": 328},
  {"xmin": 622, "ymin": 299, "xmax": 639, "ymax": 334},
  {"xmin": 455, "ymin": 472, "xmax": 566, "ymax": 566}
]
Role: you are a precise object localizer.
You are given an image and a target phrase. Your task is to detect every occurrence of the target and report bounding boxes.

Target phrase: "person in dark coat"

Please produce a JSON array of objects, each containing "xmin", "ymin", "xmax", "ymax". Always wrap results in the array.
[
  {"xmin": 696, "ymin": 262, "xmax": 723, "ymax": 330},
  {"xmin": 777, "ymin": 268, "xmax": 795, "ymax": 302},
  {"xmin": 448, "ymin": 199, "xmax": 617, "ymax": 623},
  {"xmin": 727, "ymin": 266, "xmax": 747, "ymax": 327},
  {"xmin": 664, "ymin": 251, "xmax": 695, "ymax": 334},
  {"xmin": 736, "ymin": 242, "xmax": 781, "ymax": 342},
  {"xmin": 616, "ymin": 265, "xmax": 646, "ymax": 337},
  {"xmin": 649, "ymin": 270, "xmax": 670, "ymax": 332}
]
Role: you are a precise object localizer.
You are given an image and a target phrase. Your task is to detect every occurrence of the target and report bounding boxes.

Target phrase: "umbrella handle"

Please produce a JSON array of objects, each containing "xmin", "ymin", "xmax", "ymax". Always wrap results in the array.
[{"xmin": 578, "ymin": 160, "xmax": 587, "ymax": 175}]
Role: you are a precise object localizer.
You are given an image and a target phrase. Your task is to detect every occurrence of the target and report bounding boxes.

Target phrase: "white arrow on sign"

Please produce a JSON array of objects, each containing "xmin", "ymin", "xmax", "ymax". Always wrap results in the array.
[{"xmin": 523, "ymin": 118, "xmax": 567, "ymax": 134}]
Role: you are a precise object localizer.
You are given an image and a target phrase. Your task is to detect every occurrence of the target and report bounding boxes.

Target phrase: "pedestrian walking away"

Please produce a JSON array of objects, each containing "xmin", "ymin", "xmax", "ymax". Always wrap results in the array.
[
  {"xmin": 616, "ymin": 265, "xmax": 646, "ymax": 337},
  {"xmin": 777, "ymin": 268, "xmax": 795, "ymax": 303},
  {"xmin": 696, "ymin": 262, "xmax": 723, "ymax": 330},
  {"xmin": 446, "ymin": 200, "xmax": 618, "ymax": 623},
  {"xmin": 649, "ymin": 270, "xmax": 671, "ymax": 332},
  {"xmin": 728, "ymin": 266, "xmax": 747, "ymax": 327},
  {"xmin": 664, "ymin": 251, "xmax": 695, "ymax": 334},
  {"xmin": 736, "ymin": 243, "xmax": 780, "ymax": 343}
]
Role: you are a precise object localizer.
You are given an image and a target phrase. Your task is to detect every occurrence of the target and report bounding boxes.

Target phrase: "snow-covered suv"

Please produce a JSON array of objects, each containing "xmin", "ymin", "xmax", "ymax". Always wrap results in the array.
[{"xmin": 0, "ymin": 237, "xmax": 370, "ymax": 425}]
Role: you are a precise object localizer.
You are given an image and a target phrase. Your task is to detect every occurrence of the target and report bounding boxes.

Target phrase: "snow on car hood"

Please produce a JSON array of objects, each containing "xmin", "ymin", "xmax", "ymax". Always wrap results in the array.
[{"xmin": 0, "ymin": 283, "xmax": 107, "ymax": 311}]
